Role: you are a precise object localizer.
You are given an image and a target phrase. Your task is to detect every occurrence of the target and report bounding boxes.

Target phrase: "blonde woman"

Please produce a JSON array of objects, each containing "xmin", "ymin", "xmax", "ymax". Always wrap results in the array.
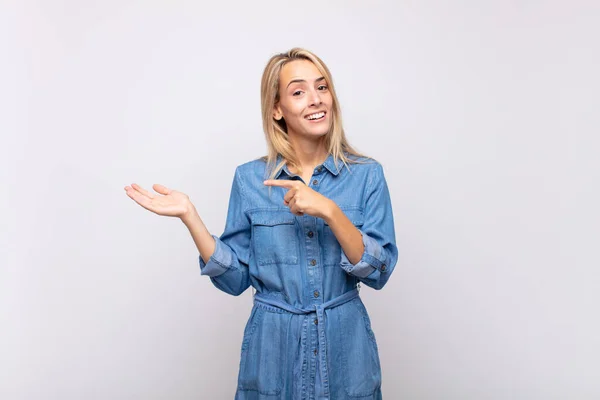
[{"xmin": 125, "ymin": 48, "xmax": 398, "ymax": 400}]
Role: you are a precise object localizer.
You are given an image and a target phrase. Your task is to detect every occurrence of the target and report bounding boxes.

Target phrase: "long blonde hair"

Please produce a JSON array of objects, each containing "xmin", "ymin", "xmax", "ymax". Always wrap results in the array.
[{"xmin": 260, "ymin": 48, "xmax": 369, "ymax": 180}]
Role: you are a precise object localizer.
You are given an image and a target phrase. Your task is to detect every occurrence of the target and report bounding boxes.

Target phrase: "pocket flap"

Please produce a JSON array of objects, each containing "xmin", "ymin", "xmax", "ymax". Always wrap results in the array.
[{"xmin": 251, "ymin": 210, "xmax": 296, "ymax": 226}]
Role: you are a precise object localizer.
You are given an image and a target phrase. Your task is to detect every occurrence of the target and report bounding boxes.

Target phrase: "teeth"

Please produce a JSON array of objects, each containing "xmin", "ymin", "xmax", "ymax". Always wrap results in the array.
[{"xmin": 307, "ymin": 112, "xmax": 325, "ymax": 120}]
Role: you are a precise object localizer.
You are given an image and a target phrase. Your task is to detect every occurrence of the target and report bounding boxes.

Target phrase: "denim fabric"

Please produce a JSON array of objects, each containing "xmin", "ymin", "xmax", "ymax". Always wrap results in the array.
[{"xmin": 199, "ymin": 153, "xmax": 398, "ymax": 400}]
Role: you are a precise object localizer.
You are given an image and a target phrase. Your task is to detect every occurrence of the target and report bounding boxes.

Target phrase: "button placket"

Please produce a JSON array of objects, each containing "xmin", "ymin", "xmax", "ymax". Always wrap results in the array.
[
  {"xmin": 303, "ymin": 217, "xmax": 319, "ymax": 301},
  {"xmin": 315, "ymin": 306, "xmax": 330, "ymax": 397}
]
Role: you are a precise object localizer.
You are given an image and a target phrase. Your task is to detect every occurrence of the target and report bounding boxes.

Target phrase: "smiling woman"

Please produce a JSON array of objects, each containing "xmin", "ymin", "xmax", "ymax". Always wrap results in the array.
[
  {"xmin": 274, "ymin": 62, "xmax": 331, "ymax": 132},
  {"xmin": 124, "ymin": 47, "xmax": 398, "ymax": 400}
]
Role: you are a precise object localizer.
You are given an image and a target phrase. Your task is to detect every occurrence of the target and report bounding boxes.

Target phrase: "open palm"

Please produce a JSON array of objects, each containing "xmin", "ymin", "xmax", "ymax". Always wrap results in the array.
[{"xmin": 124, "ymin": 183, "xmax": 191, "ymax": 218}]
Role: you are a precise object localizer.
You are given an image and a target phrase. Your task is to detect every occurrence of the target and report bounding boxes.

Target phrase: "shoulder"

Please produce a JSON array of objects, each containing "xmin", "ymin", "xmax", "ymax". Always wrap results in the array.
[
  {"xmin": 235, "ymin": 156, "xmax": 267, "ymax": 175},
  {"xmin": 230, "ymin": 157, "xmax": 271, "ymax": 190},
  {"xmin": 344, "ymin": 155, "xmax": 390, "ymax": 193},
  {"xmin": 345, "ymin": 154, "xmax": 384, "ymax": 174}
]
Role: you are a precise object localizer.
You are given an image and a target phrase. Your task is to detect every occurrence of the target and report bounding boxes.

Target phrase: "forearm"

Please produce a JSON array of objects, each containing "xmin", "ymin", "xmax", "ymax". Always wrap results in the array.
[
  {"xmin": 322, "ymin": 201, "xmax": 364, "ymax": 265},
  {"xmin": 181, "ymin": 202, "xmax": 216, "ymax": 264},
  {"xmin": 323, "ymin": 199, "xmax": 397, "ymax": 290}
]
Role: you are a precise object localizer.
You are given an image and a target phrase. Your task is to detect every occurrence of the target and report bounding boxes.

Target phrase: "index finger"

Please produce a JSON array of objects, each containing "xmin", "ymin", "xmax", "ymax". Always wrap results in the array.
[{"xmin": 263, "ymin": 179, "xmax": 298, "ymax": 188}]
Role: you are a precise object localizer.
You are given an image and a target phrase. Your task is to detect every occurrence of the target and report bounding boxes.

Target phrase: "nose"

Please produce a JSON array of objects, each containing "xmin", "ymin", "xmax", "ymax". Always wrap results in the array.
[{"xmin": 309, "ymin": 88, "xmax": 322, "ymax": 106}]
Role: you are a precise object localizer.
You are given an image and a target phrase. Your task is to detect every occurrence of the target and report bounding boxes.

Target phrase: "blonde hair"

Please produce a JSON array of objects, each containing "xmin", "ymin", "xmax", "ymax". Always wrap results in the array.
[{"xmin": 260, "ymin": 48, "xmax": 369, "ymax": 180}]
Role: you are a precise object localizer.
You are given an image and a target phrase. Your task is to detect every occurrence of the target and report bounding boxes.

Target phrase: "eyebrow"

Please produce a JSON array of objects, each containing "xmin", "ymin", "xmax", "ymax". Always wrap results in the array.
[{"xmin": 286, "ymin": 76, "xmax": 326, "ymax": 88}]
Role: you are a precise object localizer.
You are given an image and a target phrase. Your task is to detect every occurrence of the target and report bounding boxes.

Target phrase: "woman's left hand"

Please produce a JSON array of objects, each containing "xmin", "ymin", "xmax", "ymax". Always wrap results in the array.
[{"xmin": 264, "ymin": 179, "xmax": 334, "ymax": 219}]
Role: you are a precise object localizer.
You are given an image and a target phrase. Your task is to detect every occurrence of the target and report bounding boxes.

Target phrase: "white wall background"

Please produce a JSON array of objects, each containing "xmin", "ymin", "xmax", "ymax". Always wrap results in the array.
[{"xmin": 1, "ymin": 0, "xmax": 599, "ymax": 398}]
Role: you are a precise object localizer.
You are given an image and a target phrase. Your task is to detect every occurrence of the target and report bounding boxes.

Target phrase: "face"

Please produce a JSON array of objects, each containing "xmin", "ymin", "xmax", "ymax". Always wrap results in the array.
[{"xmin": 274, "ymin": 59, "xmax": 333, "ymax": 140}]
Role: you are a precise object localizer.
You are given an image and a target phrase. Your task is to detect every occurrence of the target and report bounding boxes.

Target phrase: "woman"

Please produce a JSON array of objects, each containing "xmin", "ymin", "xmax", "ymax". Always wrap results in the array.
[{"xmin": 124, "ymin": 48, "xmax": 398, "ymax": 400}]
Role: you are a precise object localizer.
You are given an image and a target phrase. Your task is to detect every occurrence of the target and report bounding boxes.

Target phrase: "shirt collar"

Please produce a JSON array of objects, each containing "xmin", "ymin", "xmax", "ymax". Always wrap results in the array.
[{"xmin": 274, "ymin": 153, "xmax": 344, "ymax": 179}]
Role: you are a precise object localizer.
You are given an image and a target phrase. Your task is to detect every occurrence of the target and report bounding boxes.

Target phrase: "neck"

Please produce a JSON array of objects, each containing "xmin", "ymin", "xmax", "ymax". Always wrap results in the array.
[{"xmin": 287, "ymin": 134, "xmax": 328, "ymax": 174}]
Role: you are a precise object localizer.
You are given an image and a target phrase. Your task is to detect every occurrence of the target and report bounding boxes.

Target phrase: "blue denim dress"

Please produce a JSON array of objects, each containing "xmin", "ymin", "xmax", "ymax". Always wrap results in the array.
[{"xmin": 199, "ymin": 153, "xmax": 398, "ymax": 400}]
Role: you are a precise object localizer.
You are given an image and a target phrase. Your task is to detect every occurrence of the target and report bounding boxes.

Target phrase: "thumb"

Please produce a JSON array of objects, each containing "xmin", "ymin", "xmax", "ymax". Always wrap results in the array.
[{"xmin": 153, "ymin": 184, "xmax": 171, "ymax": 195}]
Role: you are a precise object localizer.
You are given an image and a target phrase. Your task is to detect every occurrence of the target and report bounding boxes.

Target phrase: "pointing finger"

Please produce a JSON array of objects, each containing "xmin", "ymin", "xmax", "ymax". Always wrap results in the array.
[{"xmin": 263, "ymin": 179, "xmax": 298, "ymax": 188}]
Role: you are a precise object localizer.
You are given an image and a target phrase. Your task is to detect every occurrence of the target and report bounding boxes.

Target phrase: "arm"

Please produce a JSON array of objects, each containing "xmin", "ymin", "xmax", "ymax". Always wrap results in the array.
[
  {"xmin": 181, "ymin": 206, "xmax": 216, "ymax": 265},
  {"xmin": 323, "ymin": 163, "xmax": 398, "ymax": 290},
  {"xmin": 183, "ymin": 167, "xmax": 251, "ymax": 296}
]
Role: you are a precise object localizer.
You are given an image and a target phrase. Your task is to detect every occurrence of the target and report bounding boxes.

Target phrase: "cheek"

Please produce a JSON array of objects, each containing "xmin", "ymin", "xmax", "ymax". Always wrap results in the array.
[
  {"xmin": 324, "ymin": 93, "xmax": 334, "ymax": 107},
  {"xmin": 282, "ymin": 104, "xmax": 305, "ymax": 121}
]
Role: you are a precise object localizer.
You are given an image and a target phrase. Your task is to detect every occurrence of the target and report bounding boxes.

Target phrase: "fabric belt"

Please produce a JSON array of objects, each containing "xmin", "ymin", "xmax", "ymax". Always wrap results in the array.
[
  {"xmin": 253, "ymin": 288, "xmax": 359, "ymax": 399},
  {"xmin": 253, "ymin": 288, "xmax": 358, "ymax": 314}
]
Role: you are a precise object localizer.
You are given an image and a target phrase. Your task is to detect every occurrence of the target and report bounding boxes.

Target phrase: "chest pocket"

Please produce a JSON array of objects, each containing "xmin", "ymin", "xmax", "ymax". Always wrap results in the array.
[
  {"xmin": 322, "ymin": 207, "xmax": 364, "ymax": 267},
  {"xmin": 250, "ymin": 210, "xmax": 299, "ymax": 266}
]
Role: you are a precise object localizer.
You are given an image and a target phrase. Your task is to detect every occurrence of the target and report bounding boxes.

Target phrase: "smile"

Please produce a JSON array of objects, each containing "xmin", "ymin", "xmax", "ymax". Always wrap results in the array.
[{"xmin": 305, "ymin": 111, "xmax": 326, "ymax": 121}]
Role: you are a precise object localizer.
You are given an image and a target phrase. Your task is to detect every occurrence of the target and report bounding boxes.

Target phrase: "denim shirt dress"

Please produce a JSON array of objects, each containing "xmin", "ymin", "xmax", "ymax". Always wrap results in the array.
[{"xmin": 199, "ymin": 153, "xmax": 398, "ymax": 400}]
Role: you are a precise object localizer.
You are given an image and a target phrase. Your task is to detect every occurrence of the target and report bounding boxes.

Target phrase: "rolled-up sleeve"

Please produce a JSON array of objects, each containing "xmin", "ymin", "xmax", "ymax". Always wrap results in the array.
[
  {"xmin": 199, "ymin": 167, "xmax": 251, "ymax": 296},
  {"xmin": 340, "ymin": 163, "xmax": 398, "ymax": 290}
]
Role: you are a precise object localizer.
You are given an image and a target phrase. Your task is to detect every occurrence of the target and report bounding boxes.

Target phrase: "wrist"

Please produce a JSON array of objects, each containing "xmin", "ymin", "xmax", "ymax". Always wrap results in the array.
[
  {"xmin": 180, "ymin": 201, "xmax": 199, "ymax": 226},
  {"xmin": 321, "ymin": 199, "xmax": 339, "ymax": 223}
]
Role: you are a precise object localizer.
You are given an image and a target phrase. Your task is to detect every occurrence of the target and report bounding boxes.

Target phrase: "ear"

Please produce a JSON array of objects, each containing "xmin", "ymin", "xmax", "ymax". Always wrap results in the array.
[{"xmin": 273, "ymin": 103, "xmax": 283, "ymax": 121}]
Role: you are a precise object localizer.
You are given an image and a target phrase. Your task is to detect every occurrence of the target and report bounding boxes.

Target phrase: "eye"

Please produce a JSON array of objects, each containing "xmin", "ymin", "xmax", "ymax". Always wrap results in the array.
[
  {"xmin": 292, "ymin": 90, "xmax": 303, "ymax": 96},
  {"xmin": 318, "ymin": 85, "xmax": 328, "ymax": 91}
]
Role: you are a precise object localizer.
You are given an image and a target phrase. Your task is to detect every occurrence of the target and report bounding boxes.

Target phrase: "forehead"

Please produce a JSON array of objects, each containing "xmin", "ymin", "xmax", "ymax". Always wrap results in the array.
[{"xmin": 279, "ymin": 59, "xmax": 323, "ymax": 85}]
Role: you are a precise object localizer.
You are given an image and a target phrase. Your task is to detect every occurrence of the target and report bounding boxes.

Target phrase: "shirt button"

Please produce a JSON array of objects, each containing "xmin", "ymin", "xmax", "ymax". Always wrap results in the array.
[
  {"xmin": 314, "ymin": 290, "xmax": 320, "ymax": 298},
  {"xmin": 381, "ymin": 264, "xmax": 387, "ymax": 272},
  {"xmin": 317, "ymin": 166, "xmax": 323, "ymax": 172},
  {"xmin": 310, "ymin": 259, "xmax": 317, "ymax": 266},
  {"xmin": 307, "ymin": 231, "xmax": 314, "ymax": 238},
  {"xmin": 312, "ymin": 179, "xmax": 318, "ymax": 185},
  {"xmin": 314, "ymin": 349, "xmax": 318, "ymax": 356},
  {"xmin": 314, "ymin": 318, "xmax": 318, "ymax": 325}
]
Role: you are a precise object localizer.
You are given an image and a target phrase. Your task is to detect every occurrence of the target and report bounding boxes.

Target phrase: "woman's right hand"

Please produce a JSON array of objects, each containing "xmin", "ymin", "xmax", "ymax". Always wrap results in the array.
[{"xmin": 124, "ymin": 183, "xmax": 193, "ymax": 219}]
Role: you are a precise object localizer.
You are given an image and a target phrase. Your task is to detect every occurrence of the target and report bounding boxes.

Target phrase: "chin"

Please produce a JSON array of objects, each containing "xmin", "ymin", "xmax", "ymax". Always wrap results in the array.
[
  {"xmin": 304, "ymin": 129, "xmax": 329, "ymax": 138},
  {"xmin": 303, "ymin": 123, "xmax": 332, "ymax": 137}
]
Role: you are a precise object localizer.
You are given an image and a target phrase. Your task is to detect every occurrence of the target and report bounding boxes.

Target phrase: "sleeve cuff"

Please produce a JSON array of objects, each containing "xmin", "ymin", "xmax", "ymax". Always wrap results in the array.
[
  {"xmin": 340, "ymin": 230, "xmax": 388, "ymax": 278},
  {"xmin": 199, "ymin": 235, "xmax": 233, "ymax": 277}
]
